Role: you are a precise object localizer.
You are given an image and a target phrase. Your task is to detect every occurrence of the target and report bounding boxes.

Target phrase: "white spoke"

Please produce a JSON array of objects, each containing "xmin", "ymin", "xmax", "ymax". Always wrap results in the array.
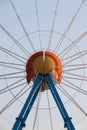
[
  {"xmin": 0, "ymin": 71, "xmax": 25, "ymax": 80},
  {"xmin": 32, "ymin": 92, "xmax": 41, "ymax": 130},
  {"xmin": 0, "ymin": 45, "xmax": 26, "ymax": 63},
  {"xmin": 0, "ymin": 83, "xmax": 32, "ymax": 114},
  {"xmin": 35, "ymin": 0, "xmax": 42, "ymax": 50},
  {"xmin": 60, "ymin": 31, "xmax": 87, "ymax": 58},
  {"xmin": 63, "ymin": 66, "xmax": 86, "ymax": 72},
  {"xmin": 10, "ymin": 0, "xmax": 36, "ymax": 52},
  {"xmin": 0, "ymin": 24, "xmax": 30, "ymax": 57},
  {"xmin": 64, "ymin": 63, "xmax": 87, "ymax": 68},
  {"xmin": 63, "ymin": 75, "xmax": 87, "ymax": 81},
  {"xmin": 46, "ymin": 90, "xmax": 53, "ymax": 130},
  {"xmin": 0, "ymin": 77, "xmax": 25, "ymax": 94},
  {"xmin": 63, "ymin": 50, "xmax": 87, "ymax": 65},
  {"xmin": 54, "ymin": 0, "xmax": 86, "ymax": 53},
  {"xmin": 59, "ymin": 84, "xmax": 87, "ymax": 116},
  {"xmin": 0, "ymin": 61, "xmax": 24, "ymax": 71},
  {"xmin": 62, "ymin": 79, "xmax": 87, "ymax": 96},
  {"xmin": 48, "ymin": 0, "xmax": 59, "ymax": 50}
]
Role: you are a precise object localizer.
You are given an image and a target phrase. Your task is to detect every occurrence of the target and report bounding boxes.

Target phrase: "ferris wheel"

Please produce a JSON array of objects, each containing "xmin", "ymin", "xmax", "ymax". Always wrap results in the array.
[{"xmin": 0, "ymin": 0, "xmax": 87, "ymax": 130}]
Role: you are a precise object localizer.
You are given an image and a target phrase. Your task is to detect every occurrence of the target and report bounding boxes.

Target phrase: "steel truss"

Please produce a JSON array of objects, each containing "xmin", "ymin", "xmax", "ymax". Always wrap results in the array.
[{"xmin": 12, "ymin": 73, "xmax": 75, "ymax": 130}]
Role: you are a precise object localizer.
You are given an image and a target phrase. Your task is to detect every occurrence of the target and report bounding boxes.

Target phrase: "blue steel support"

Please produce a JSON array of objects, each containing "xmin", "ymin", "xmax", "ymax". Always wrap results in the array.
[
  {"xmin": 46, "ymin": 74, "xmax": 75, "ymax": 130},
  {"xmin": 12, "ymin": 74, "xmax": 42, "ymax": 130}
]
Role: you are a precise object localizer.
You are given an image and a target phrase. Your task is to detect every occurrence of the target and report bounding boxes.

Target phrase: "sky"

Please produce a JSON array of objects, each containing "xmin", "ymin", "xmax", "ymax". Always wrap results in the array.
[{"xmin": 0, "ymin": 0, "xmax": 87, "ymax": 130}]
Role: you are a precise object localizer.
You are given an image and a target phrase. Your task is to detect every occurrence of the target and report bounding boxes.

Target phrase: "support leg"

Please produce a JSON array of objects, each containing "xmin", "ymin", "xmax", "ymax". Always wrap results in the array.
[
  {"xmin": 46, "ymin": 74, "xmax": 75, "ymax": 130},
  {"xmin": 12, "ymin": 74, "xmax": 42, "ymax": 130}
]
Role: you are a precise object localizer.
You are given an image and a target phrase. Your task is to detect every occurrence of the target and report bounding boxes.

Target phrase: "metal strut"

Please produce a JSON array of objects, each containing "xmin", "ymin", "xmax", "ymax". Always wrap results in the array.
[
  {"xmin": 12, "ymin": 74, "xmax": 42, "ymax": 130},
  {"xmin": 12, "ymin": 73, "xmax": 75, "ymax": 130},
  {"xmin": 46, "ymin": 74, "xmax": 75, "ymax": 130}
]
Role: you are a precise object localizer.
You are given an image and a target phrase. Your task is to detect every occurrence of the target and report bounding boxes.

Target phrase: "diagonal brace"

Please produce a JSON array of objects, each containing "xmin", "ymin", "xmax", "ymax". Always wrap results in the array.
[
  {"xmin": 12, "ymin": 74, "xmax": 42, "ymax": 130},
  {"xmin": 46, "ymin": 73, "xmax": 75, "ymax": 130}
]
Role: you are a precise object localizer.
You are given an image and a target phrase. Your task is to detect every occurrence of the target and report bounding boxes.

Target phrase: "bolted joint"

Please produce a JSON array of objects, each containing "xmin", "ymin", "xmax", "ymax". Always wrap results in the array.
[
  {"xmin": 64, "ymin": 117, "xmax": 72, "ymax": 128},
  {"xmin": 16, "ymin": 117, "xmax": 26, "ymax": 128}
]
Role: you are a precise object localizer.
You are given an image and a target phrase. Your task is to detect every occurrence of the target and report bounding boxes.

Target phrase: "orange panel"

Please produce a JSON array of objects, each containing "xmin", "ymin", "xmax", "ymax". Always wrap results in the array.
[{"xmin": 26, "ymin": 51, "xmax": 62, "ymax": 83}]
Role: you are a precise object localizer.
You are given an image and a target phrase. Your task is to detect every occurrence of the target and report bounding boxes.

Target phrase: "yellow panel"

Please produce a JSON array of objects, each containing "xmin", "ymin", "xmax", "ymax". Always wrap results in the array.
[{"xmin": 33, "ymin": 55, "xmax": 55, "ymax": 74}]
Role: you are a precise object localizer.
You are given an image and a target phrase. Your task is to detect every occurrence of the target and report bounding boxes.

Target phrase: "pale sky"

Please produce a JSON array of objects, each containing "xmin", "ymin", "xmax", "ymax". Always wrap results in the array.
[{"xmin": 0, "ymin": 0, "xmax": 87, "ymax": 130}]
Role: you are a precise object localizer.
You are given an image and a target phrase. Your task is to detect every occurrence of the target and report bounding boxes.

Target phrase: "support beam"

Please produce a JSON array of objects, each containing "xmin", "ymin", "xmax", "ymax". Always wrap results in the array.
[
  {"xmin": 12, "ymin": 74, "xmax": 42, "ymax": 130},
  {"xmin": 12, "ymin": 73, "xmax": 75, "ymax": 130},
  {"xmin": 46, "ymin": 74, "xmax": 75, "ymax": 130}
]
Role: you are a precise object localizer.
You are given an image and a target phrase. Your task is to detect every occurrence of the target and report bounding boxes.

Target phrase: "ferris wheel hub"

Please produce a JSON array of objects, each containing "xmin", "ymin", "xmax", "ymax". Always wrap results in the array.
[
  {"xmin": 26, "ymin": 51, "xmax": 62, "ymax": 83},
  {"xmin": 33, "ymin": 55, "xmax": 55, "ymax": 74}
]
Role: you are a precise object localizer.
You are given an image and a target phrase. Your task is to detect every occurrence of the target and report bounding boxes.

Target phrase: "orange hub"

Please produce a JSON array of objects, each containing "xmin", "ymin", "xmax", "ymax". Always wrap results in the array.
[{"xmin": 26, "ymin": 51, "xmax": 62, "ymax": 83}]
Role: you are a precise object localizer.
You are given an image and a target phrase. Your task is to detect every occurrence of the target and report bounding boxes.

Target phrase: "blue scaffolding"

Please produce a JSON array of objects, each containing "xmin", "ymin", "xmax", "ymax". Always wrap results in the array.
[{"xmin": 12, "ymin": 73, "xmax": 75, "ymax": 130}]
